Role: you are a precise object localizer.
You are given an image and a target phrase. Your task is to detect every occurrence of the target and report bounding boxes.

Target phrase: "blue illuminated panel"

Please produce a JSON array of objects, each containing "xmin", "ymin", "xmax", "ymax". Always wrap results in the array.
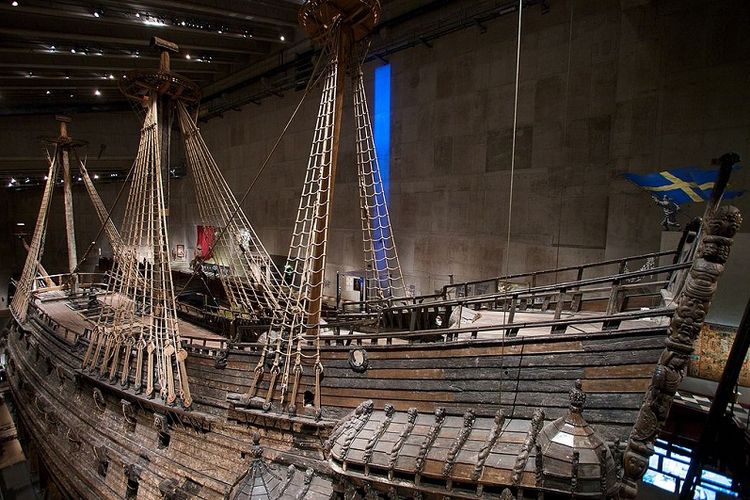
[{"xmin": 373, "ymin": 64, "xmax": 391, "ymax": 202}]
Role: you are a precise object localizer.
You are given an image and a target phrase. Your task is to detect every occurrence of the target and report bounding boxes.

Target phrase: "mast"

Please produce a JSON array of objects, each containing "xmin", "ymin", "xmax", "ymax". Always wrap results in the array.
[
  {"xmin": 58, "ymin": 115, "xmax": 78, "ymax": 290},
  {"xmin": 242, "ymin": 0, "xmax": 406, "ymax": 415},
  {"xmin": 82, "ymin": 37, "xmax": 200, "ymax": 409}
]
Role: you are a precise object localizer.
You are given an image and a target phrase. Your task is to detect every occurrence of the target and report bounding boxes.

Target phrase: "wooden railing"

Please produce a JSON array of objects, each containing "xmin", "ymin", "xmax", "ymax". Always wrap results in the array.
[
  {"xmin": 339, "ymin": 259, "xmax": 689, "ymax": 333},
  {"xmin": 202, "ymin": 307, "xmax": 673, "ymax": 356},
  {"xmin": 342, "ymin": 249, "xmax": 679, "ymax": 314}
]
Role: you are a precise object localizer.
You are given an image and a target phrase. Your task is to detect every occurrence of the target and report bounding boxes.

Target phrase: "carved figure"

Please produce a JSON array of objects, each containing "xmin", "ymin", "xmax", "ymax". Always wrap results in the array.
[
  {"xmin": 652, "ymin": 195, "xmax": 680, "ymax": 231},
  {"xmin": 621, "ymin": 205, "xmax": 742, "ymax": 498}
]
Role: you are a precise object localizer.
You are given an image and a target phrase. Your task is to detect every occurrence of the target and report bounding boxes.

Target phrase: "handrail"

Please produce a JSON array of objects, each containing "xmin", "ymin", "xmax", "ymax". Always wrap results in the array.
[
  {"xmin": 443, "ymin": 249, "xmax": 678, "ymax": 293},
  {"xmin": 224, "ymin": 307, "xmax": 675, "ymax": 350},
  {"xmin": 344, "ymin": 261, "xmax": 689, "ymax": 314}
]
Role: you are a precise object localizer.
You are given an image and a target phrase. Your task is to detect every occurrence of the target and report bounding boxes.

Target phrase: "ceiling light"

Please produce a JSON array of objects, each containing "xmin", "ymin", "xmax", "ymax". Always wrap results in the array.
[
  {"xmin": 44, "ymin": 175, "xmax": 48, "ymax": 180},
  {"xmin": 26, "ymin": 71, "xmax": 32, "ymax": 77},
  {"xmin": 71, "ymin": 48, "xmax": 76, "ymax": 53},
  {"xmin": 135, "ymin": 12, "xmax": 140, "ymax": 18},
  {"xmin": 50, "ymin": 45, "xmax": 56, "ymax": 50},
  {"xmin": 45, "ymin": 90, "xmax": 50, "ymax": 94},
  {"xmin": 16, "ymin": 222, "xmax": 25, "ymax": 226},
  {"xmin": 69, "ymin": 94, "xmax": 74, "ymax": 98},
  {"xmin": 180, "ymin": 20, "xmax": 185, "ymax": 26},
  {"xmin": 93, "ymin": 9, "xmax": 101, "ymax": 18},
  {"xmin": 185, "ymin": 54, "xmax": 191, "ymax": 60},
  {"xmin": 93, "ymin": 174, "xmax": 99, "ymax": 179},
  {"xmin": 108, "ymin": 74, "xmax": 114, "ymax": 79},
  {"xmin": 10, "ymin": 178, "xmax": 16, "ymax": 184},
  {"xmin": 65, "ymin": 74, "xmax": 70, "ymax": 79},
  {"xmin": 279, "ymin": 35, "xmax": 285, "ymax": 42},
  {"xmin": 94, "ymin": 89, "xmax": 101, "ymax": 96},
  {"xmin": 11, "ymin": 1, "xmax": 19, "ymax": 6},
  {"xmin": 142, "ymin": 16, "xmax": 166, "ymax": 27}
]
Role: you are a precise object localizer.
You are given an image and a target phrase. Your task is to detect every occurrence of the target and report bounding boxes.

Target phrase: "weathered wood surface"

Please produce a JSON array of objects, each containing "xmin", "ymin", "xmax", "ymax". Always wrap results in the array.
[{"xmin": 4, "ymin": 318, "xmax": 332, "ymax": 500}]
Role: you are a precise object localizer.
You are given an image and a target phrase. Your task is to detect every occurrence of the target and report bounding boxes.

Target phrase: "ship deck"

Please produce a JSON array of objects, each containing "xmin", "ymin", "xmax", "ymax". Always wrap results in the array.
[{"xmin": 33, "ymin": 289, "xmax": 225, "ymax": 348}]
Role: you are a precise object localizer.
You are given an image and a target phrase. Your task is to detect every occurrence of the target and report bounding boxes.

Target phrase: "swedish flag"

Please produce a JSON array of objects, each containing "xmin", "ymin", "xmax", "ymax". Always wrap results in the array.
[{"xmin": 624, "ymin": 166, "xmax": 743, "ymax": 205}]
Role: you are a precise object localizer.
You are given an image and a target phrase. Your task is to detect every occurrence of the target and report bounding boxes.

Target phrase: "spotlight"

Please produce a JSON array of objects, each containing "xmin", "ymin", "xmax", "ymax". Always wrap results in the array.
[
  {"xmin": 279, "ymin": 35, "xmax": 285, "ymax": 42},
  {"xmin": 70, "ymin": 48, "xmax": 76, "ymax": 53},
  {"xmin": 135, "ymin": 12, "xmax": 140, "ymax": 18},
  {"xmin": 181, "ymin": 20, "xmax": 185, "ymax": 26},
  {"xmin": 44, "ymin": 175, "xmax": 48, "ymax": 180},
  {"xmin": 69, "ymin": 94, "xmax": 74, "ymax": 98},
  {"xmin": 45, "ymin": 90, "xmax": 51, "ymax": 94},
  {"xmin": 50, "ymin": 45, "xmax": 56, "ymax": 50},
  {"xmin": 108, "ymin": 74, "xmax": 114, "ymax": 79},
  {"xmin": 93, "ymin": 174, "xmax": 99, "ymax": 179},
  {"xmin": 185, "ymin": 54, "xmax": 191, "ymax": 60},
  {"xmin": 93, "ymin": 9, "xmax": 102, "ymax": 18},
  {"xmin": 11, "ymin": 1, "xmax": 19, "ymax": 6},
  {"xmin": 94, "ymin": 89, "xmax": 101, "ymax": 96}
]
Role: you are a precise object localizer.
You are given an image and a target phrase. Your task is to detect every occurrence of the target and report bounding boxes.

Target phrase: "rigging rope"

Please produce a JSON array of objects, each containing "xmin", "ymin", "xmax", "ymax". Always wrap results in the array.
[
  {"xmin": 82, "ymin": 95, "xmax": 192, "ymax": 409},
  {"xmin": 10, "ymin": 147, "xmax": 59, "ymax": 322}
]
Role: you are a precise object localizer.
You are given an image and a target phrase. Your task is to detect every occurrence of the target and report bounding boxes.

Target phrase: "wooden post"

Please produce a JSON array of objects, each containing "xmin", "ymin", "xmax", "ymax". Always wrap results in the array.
[{"xmin": 58, "ymin": 116, "xmax": 78, "ymax": 291}]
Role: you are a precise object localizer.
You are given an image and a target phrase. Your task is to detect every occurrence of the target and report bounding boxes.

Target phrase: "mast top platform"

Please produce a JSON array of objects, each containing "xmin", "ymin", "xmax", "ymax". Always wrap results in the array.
[
  {"xmin": 39, "ymin": 115, "xmax": 87, "ymax": 147},
  {"xmin": 299, "ymin": 0, "xmax": 380, "ymax": 44},
  {"xmin": 119, "ymin": 37, "xmax": 201, "ymax": 104}
]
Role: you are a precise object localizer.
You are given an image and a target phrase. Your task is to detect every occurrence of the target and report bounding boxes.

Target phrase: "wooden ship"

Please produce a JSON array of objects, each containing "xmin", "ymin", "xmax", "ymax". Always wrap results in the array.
[{"xmin": 2, "ymin": 1, "xmax": 744, "ymax": 499}]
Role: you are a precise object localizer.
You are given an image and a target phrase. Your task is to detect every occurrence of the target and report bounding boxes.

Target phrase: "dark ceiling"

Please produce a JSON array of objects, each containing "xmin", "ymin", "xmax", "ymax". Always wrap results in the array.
[{"xmin": 0, "ymin": 0, "xmax": 305, "ymax": 114}]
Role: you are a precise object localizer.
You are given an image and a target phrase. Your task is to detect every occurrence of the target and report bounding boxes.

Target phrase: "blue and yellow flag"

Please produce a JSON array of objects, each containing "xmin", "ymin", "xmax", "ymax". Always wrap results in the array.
[{"xmin": 624, "ymin": 166, "xmax": 743, "ymax": 205}]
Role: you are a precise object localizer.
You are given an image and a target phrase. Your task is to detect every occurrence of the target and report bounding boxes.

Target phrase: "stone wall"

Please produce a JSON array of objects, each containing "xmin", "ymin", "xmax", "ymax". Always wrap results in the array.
[{"xmin": 1, "ymin": 0, "xmax": 748, "ymax": 300}]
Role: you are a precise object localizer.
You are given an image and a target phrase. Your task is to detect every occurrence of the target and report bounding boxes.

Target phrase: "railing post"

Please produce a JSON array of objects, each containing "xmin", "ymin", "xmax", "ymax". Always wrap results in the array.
[
  {"xmin": 554, "ymin": 288, "xmax": 566, "ymax": 320},
  {"xmin": 606, "ymin": 279, "xmax": 623, "ymax": 315}
]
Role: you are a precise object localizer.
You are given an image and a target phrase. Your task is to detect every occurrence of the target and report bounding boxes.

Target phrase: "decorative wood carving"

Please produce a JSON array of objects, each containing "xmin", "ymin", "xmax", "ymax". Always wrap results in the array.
[
  {"xmin": 621, "ymin": 205, "xmax": 742, "ymax": 498},
  {"xmin": 389, "ymin": 407, "xmax": 418, "ymax": 475},
  {"xmin": 512, "ymin": 408, "xmax": 545, "ymax": 485},
  {"xmin": 415, "ymin": 407, "xmax": 446, "ymax": 476},
  {"xmin": 364, "ymin": 403, "xmax": 396, "ymax": 467},
  {"xmin": 473, "ymin": 410, "xmax": 504, "ymax": 481},
  {"xmin": 442, "ymin": 410, "xmax": 475, "ymax": 477}
]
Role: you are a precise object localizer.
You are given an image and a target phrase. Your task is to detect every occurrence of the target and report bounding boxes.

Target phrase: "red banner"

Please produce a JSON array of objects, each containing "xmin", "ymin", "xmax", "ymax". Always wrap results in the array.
[{"xmin": 196, "ymin": 225, "xmax": 215, "ymax": 260}]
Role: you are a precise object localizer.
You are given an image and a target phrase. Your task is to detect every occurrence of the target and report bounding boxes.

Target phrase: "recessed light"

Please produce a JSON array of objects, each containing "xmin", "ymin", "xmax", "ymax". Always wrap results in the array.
[
  {"xmin": 93, "ymin": 10, "xmax": 100, "ymax": 18},
  {"xmin": 217, "ymin": 30, "xmax": 222, "ymax": 34},
  {"xmin": 94, "ymin": 89, "xmax": 101, "ymax": 96}
]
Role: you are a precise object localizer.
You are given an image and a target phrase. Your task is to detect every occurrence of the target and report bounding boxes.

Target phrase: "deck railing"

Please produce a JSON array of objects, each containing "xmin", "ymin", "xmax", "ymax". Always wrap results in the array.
[
  {"xmin": 341, "ymin": 249, "xmax": 679, "ymax": 314},
  {"xmin": 340, "ymin": 259, "xmax": 689, "ymax": 332},
  {"xmin": 198, "ymin": 307, "xmax": 673, "ymax": 357}
]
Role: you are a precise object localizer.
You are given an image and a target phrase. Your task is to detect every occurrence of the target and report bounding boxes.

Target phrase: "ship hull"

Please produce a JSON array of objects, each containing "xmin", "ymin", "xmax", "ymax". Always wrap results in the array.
[{"xmin": 2, "ymin": 296, "xmax": 667, "ymax": 498}]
